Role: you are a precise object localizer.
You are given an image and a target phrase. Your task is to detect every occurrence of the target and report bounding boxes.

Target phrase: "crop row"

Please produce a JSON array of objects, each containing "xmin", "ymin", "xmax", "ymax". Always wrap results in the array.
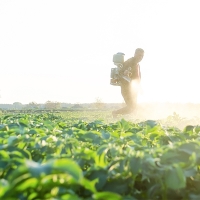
[{"xmin": 0, "ymin": 112, "xmax": 200, "ymax": 199}]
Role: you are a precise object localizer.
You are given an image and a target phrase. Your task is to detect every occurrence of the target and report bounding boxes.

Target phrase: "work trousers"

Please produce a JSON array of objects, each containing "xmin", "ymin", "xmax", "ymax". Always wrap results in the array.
[{"xmin": 115, "ymin": 81, "xmax": 139, "ymax": 115}]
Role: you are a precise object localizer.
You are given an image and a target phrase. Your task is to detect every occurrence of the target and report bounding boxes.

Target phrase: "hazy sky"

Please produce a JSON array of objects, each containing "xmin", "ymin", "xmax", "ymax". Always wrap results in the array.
[{"xmin": 0, "ymin": 0, "xmax": 200, "ymax": 104}]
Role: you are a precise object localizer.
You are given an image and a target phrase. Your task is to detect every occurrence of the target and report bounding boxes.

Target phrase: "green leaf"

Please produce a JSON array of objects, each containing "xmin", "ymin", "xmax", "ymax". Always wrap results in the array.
[
  {"xmin": 28, "ymin": 129, "xmax": 37, "ymax": 134},
  {"xmin": 189, "ymin": 194, "xmax": 200, "ymax": 200},
  {"xmin": 15, "ymin": 177, "xmax": 38, "ymax": 191},
  {"xmin": 81, "ymin": 177, "xmax": 97, "ymax": 193},
  {"xmin": 86, "ymin": 168, "xmax": 107, "ymax": 190},
  {"xmin": 101, "ymin": 130, "xmax": 110, "ymax": 140},
  {"xmin": 93, "ymin": 191, "xmax": 122, "ymax": 200},
  {"xmin": 60, "ymin": 194, "xmax": 81, "ymax": 200},
  {"xmin": 0, "ymin": 150, "xmax": 9, "ymax": 159},
  {"xmin": 53, "ymin": 159, "xmax": 83, "ymax": 182},
  {"xmin": 121, "ymin": 119, "xmax": 130, "ymax": 131},
  {"xmin": 160, "ymin": 150, "xmax": 189, "ymax": 164},
  {"xmin": 0, "ymin": 124, "xmax": 9, "ymax": 131},
  {"xmin": 97, "ymin": 145, "xmax": 109, "ymax": 156},
  {"xmin": 129, "ymin": 156, "xmax": 142, "ymax": 175},
  {"xmin": 8, "ymin": 136, "xmax": 18, "ymax": 145},
  {"xmin": 178, "ymin": 142, "xmax": 200, "ymax": 155},
  {"xmin": 26, "ymin": 160, "xmax": 52, "ymax": 178},
  {"xmin": 164, "ymin": 164, "xmax": 186, "ymax": 189},
  {"xmin": 18, "ymin": 119, "xmax": 29, "ymax": 127},
  {"xmin": 121, "ymin": 131, "xmax": 134, "ymax": 138},
  {"xmin": 0, "ymin": 179, "xmax": 8, "ymax": 198},
  {"xmin": 183, "ymin": 125, "xmax": 194, "ymax": 133},
  {"xmin": 140, "ymin": 120, "xmax": 158, "ymax": 128},
  {"xmin": 102, "ymin": 178, "xmax": 131, "ymax": 195}
]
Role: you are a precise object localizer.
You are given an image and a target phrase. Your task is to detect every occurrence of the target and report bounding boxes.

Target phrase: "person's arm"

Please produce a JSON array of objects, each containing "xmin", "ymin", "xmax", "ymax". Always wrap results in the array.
[
  {"xmin": 122, "ymin": 58, "xmax": 131, "ymax": 71},
  {"xmin": 129, "ymin": 59, "xmax": 140, "ymax": 80},
  {"xmin": 120, "ymin": 58, "xmax": 132, "ymax": 77}
]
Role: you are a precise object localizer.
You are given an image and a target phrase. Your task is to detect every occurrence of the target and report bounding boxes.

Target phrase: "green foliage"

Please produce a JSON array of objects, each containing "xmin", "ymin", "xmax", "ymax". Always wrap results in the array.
[{"xmin": 0, "ymin": 112, "xmax": 200, "ymax": 199}]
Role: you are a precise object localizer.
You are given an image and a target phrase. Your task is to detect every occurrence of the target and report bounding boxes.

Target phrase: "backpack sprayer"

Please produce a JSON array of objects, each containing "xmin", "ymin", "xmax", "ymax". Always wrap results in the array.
[{"xmin": 110, "ymin": 52, "xmax": 131, "ymax": 86}]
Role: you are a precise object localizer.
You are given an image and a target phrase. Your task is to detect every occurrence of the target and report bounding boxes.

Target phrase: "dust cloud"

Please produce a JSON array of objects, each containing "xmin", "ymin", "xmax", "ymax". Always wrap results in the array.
[{"xmin": 126, "ymin": 102, "xmax": 200, "ymax": 130}]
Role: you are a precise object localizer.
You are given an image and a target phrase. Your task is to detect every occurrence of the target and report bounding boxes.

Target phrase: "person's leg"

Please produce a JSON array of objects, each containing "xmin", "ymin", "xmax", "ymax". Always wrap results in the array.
[
  {"xmin": 112, "ymin": 84, "xmax": 138, "ymax": 118},
  {"xmin": 112, "ymin": 106, "xmax": 131, "ymax": 116},
  {"xmin": 114, "ymin": 95, "xmax": 137, "ymax": 115}
]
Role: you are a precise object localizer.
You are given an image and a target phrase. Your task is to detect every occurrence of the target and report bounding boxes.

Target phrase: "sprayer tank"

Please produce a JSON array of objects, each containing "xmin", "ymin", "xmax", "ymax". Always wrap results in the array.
[{"xmin": 113, "ymin": 52, "xmax": 125, "ymax": 64}]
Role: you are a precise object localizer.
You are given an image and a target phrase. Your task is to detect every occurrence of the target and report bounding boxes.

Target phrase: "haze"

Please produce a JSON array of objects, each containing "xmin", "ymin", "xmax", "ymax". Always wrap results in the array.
[{"xmin": 0, "ymin": 0, "xmax": 200, "ymax": 105}]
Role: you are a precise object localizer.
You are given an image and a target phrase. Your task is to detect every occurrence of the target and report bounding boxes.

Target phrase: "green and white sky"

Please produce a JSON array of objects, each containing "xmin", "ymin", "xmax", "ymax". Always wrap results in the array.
[{"xmin": 0, "ymin": 0, "xmax": 200, "ymax": 104}]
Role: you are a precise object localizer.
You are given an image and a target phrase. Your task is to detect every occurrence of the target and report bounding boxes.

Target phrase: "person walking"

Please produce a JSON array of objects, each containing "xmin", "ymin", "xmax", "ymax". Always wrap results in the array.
[{"xmin": 112, "ymin": 48, "xmax": 144, "ymax": 118}]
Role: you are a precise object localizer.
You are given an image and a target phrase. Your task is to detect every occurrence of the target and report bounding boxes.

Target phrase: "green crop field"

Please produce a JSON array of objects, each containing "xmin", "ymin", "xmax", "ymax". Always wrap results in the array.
[{"xmin": 1, "ymin": 111, "xmax": 200, "ymax": 199}]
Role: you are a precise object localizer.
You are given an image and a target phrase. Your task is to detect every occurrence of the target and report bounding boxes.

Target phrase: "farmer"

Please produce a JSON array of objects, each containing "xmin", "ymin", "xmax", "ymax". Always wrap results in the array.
[{"xmin": 112, "ymin": 48, "xmax": 144, "ymax": 118}]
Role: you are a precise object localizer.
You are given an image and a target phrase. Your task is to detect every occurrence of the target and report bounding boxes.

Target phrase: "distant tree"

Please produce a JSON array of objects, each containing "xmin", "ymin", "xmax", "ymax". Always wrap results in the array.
[
  {"xmin": 94, "ymin": 97, "xmax": 105, "ymax": 109},
  {"xmin": 45, "ymin": 101, "xmax": 61, "ymax": 110},
  {"xmin": 13, "ymin": 102, "xmax": 23, "ymax": 110},
  {"xmin": 27, "ymin": 101, "xmax": 39, "ymax": 109},
  {"xmin": 71, "ymin": 103, "xmax": 82, "ymax": 109}
]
